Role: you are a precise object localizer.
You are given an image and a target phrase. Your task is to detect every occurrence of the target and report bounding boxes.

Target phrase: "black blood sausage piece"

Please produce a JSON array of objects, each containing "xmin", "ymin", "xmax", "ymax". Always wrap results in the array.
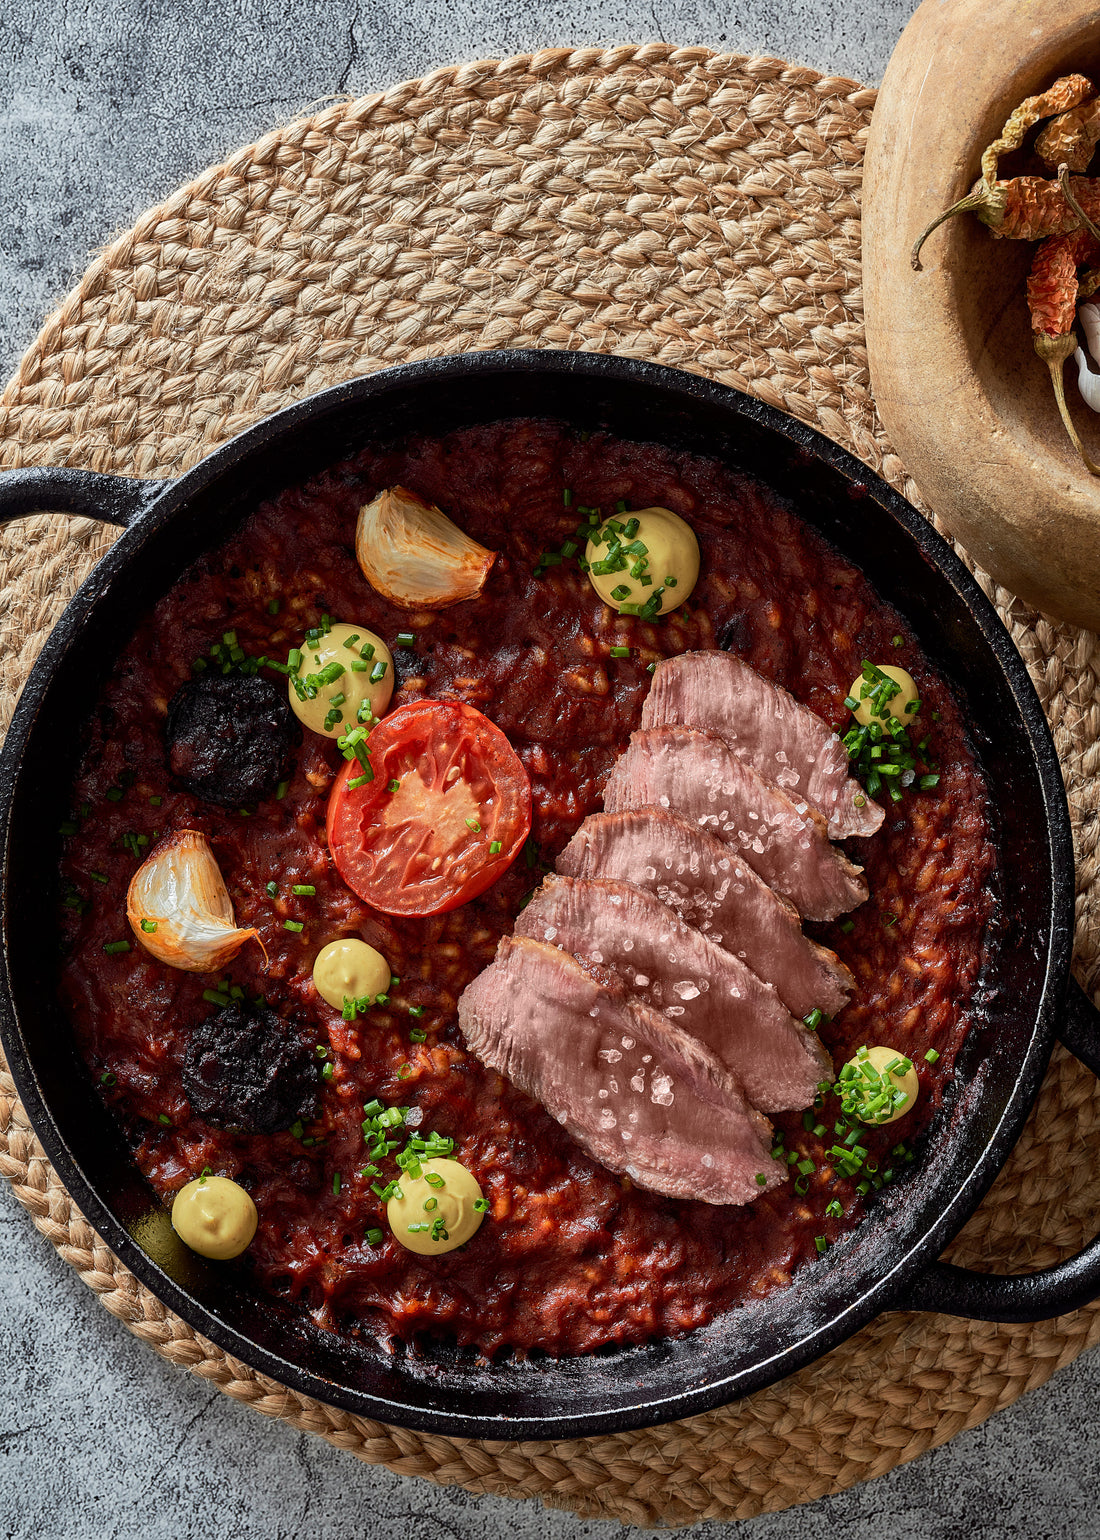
[
  {"xmin": 165, "ymin": 674, "xmax": 298, "ymax": 806},
  {"xmin": 181, "ymin": 1004, "xmax": 320, "ymax": 1134}
]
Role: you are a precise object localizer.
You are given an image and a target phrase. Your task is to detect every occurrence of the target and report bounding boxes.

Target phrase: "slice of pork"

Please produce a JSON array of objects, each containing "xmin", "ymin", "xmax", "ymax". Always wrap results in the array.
[
  {"xmin": 556, "ymin": 807, "xmax": 853, "ymax": 1018},
  {"xmin": 641, "ymin": 649, "xmax": 884, "ymax": 838},
  {"xmin": 458, "ymin": 935, "xmax": 785, "ymax": 1205},
  {"xmin": 514, "ymin": 874, "xmax": 833, "ymax": 1111},
  {"xmin": 602, "ymin": 726, "xmax": 867, "ymax": 921}
]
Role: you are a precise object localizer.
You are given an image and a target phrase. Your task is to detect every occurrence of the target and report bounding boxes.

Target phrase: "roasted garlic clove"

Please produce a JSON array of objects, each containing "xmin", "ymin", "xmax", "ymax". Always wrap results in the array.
[
  {"xmin": 355, "ymin": 486, "xmax": 496, "ymax": 608},
  {"xmin": 127, "ymin": 829, "xmax": 260, "ymax": 973}
]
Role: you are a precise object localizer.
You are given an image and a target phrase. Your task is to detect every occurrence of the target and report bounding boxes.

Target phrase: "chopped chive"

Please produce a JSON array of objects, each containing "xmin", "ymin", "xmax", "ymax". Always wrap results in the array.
[
  {"xmin": 892, "ymin": 634, "xmax": 904, "ymax": 647},
  {"xmin": 202, "ymin": 988, "xmax": 230, "ymax": 1006},
  {"xmin": 105, "ymin": 787, "xmax": 123, "ymax": 803},
  {"xmin": 610, "ymin": 584, "xmax": 631, "ymax": 601},
  {"xmin": 292, "ymin": 884, "xmax": 316, "ymax": 896},
  {"xmin": 561, "ymin": 540, "xmax": 578, "ymax": 559},
  {"xmin": 803, "ymin": 1007, "xmax": 824, "ymax": 1031},
  {"xmin": 397, "ymin": 1063, "xmax": 413, "ymax": 1078},
  {"xmin": 424, "ymin": 1172, "xmax": 444, "ymax": 1189},
  {"xmin": 410, "ymin": 1027, "xmax": 427, "ymax": 1042},
  {"xmin": 814, "ymin": 1236, "xmax": 828, "ymax": 1254},
  {"xmin": 387, "ymin": 778, "xmax": 401, "ymax": 793},
  {"xmin": 924, "ymin": 1048, "xmax": 941, "ymax": 1063},
  {"xmin": 321, "ymin": 1062, "xmax": 334, "ymax": 1081},
  {"xmin": 265, "ymin": 881, "xmax": 279, "ymax": 899},
  {"xmin": 139, "ymin": 919, "xmax": 157, "ymax": 934},
  {"xmin": 465, "ymin": 818, "xmax": 481, "ymax": 832},
  {"xmin": 332, "ymin": 1172, "xmax": 341, "ymax": 1195},
  {"xmin": 755, "ymin": 1172, "xmax": 767, "ymax": 1186},
  {"xmin": 394, "ymin": 633, "xmax": 416, "ymax": 648},
  {"xmin": 283, "ymin": 920, "xmax": 304, "ymax": 933},
  {"xmin": 365, "ymin": 1228, "xmax": 384, "ymax": 1244},
  {"xmin": 610, "ymin": 645, "xmax": 630, "ymax": 658},
  {"xmin": 797, "ymin": 1158, "xmax": 815, "ymax": 1176},
  {"xmin": 563, "ymin": 488, "xmax": 573, "ymax": 507},
  {"xmin": 348, "ymin": 772, "xmax": 373, "ymax": 790},
  {"xmin": 158, "ymin": 1113, "xmax": 172, "ymax": 1126},
  {"xmin": 100, "ymin": 1071, "xmax": 116, "ymax": 1087},
  {"xmin": 473, "ymin": 1197, "xmax": 490, "ymax": 1212},
  {"xmin": 369, "ymin": 661, "xmax": 387, "ymax": 683},
  {"xmin": 103, "ymin": 940, "xmax": 131, "ymax": 956},
  {"xmin": 489, "ymin": 840, "xmax": 502, "ymax": 854}
]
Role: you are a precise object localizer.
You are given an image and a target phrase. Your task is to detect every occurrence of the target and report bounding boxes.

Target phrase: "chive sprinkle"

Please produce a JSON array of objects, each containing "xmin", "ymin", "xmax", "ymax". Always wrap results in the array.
[
  {"xmin": 283, "ymin": 920, "xmax": 304, "ymax": 933},
  {"xmin": 609, "ymin": 646, "xmax": 630, "ymax": 658},
  {"xmin": 369, "ymin": 660, "xmax": 387, "ymax": 683},
  {"xmin": 489, "ymin": 840, "xmax": 502, "ymax": 854},
  {"xmin": 266, "ymin": 881, "xmax": 279, "ymax": 898},
  {"xmin": 103, "ymin": 940, "xmax": 131, "ymax": 956},
  {"xmin": 332, "ymin": 1172, "xmax": 341, "ymax": 1195},
  {"xmin": 388, "ymin": 779, "xmax": 401, "ymax": 793},
  {"xmin": 473, "ymin": 1197, "xmax": 490, "ymax": 1213},
  {"xmin": 924, "ymin": 1048, "xmax": 941, "ymax": 1063},
  {"xmin": 814, "ymin": 1236, "xmax": 828, "ymax": 1254},
  {"xmin": 465, "ymin": 818, "xmax": 481, "ymax": 832},
  {"xmin": 139, "ymin": 919, "xmax": 157, "ymax": 934},
  {"xmin": 394, "ymin": 633, "xmax": 416, "ymax": 648},
  {"xmin": 292, "ymin": 884, "xmax": 316, "ymax": 896},
  {"xmin": 158, "ymin": 1113, "xmax": 172, "ymax": 1126},
  {"xmin": 100, "ymin": 1071, "xmax": 116, "ymax": 1087}
]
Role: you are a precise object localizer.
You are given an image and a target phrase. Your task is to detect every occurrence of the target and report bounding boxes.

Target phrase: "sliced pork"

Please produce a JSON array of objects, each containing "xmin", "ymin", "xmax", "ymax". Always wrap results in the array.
[
  {"xmin": 641, "ymin": 649, "xmax": 884, "ymax": 838},
  {"xmin": 556, "ymin": 807, "xmax": 853, "ymax": 1019},
  {"xmin": 602, "ymin": 726, "xmax": 867, "ymax": 921},
  {"xmin": 514, "ymin": 874, "xmax": 833, "ymax": 1111},
  {"xmin": 457, "ymin": 936, "xmax": 785, "ymax": 1206}
]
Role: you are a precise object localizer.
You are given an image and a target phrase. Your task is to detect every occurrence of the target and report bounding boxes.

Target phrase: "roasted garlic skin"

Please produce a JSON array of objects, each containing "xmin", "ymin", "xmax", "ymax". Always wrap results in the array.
[
  {"xmin": 127, "ymin": 829, "xmax": 260, "ymax": 973},
  {"xmin": 356, "ymin": 486, "xmax": 497, "ymax": 608}
]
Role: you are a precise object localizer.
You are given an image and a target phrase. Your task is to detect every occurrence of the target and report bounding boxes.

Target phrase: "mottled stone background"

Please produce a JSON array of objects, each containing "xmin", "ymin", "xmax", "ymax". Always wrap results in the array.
[{"xmin": 3, "ymin": 2, "xmax": 1099, "ymax": 1535}]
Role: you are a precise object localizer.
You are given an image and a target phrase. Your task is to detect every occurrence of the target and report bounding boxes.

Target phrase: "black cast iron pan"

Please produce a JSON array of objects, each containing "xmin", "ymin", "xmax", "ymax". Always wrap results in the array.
[{"xmin": 2, "ymin": 350, "xmax": 1100, "ymax": 1439}]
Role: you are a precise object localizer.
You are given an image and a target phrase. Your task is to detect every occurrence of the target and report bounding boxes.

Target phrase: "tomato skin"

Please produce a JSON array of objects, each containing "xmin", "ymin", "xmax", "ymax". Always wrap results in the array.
[{"xmin": 326, "ymin": 700, "xmax": 532, "ymax": 916}]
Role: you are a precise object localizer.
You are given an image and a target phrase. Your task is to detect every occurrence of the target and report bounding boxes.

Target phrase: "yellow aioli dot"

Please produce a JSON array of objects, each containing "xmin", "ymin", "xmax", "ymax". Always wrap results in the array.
[
  {"xmin": 313, "ymin": 938, "xmax": 391, "ymax": 1011},
  {"xmin": 289, "ymin": 622, "xmax": 394, "ymax": 737},
  {"xmin": 387, "ymin": 1158, "xmax": 486, "ymax": 1255},
  {"xmin": 845, "ymin": 1044, "xmax": 920, "ymax": 1125},
  {"xmin": 585, "ymin": 506, "xmax": 700, "ymax": 615},
  {"xmin": 171, "ymin": 1175, "xmax": 258, "ymax": 1260},
  {"xmin": 849, "ymin": 664, "xmax": 920, "ymax": 731}
]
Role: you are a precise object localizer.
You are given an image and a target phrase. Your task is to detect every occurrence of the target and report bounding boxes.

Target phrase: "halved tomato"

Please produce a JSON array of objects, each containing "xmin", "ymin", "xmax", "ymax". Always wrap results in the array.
[{"xmin": 326, "ymin": 699, "xmax": 533, "ymax": 916}]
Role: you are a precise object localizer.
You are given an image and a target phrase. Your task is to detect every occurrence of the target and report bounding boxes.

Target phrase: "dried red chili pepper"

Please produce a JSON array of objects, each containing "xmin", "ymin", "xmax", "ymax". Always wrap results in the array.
[
  {"xmin": 912, "ymin": 174, "xmax": 1100, "ymax": 268},
  {"xmin": 982, "ymin": 73, "xmax": 1094, "ymax": 184},
  {"xmin": 1027, "ymin": 227, "xmax": 1100, "ymax": 474},
  {"xmin": 1036, "ymin": 97, "xmax": 1100, "ymax": 174}
]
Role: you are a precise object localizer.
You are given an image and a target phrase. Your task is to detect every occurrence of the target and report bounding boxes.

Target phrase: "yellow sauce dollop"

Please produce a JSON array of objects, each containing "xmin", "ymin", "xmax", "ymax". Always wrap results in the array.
[
  {"xmin": 171, "ymin": 1175, "xmax": 258, "ymax": 1260},
  {"xmin": 312, "ymin": 938, "xmax": 391, "ymax": 1011},
  {"xmin": 585, "ymin": 506, "xmax": 700, "ymax": 615},
  {"xmin": 288, "ymin": 622, "xmax": 394, "ymax": 738},
  {"xmin": 387, "ymin": 1158, "xmax": 486, "ymax": 1255}
]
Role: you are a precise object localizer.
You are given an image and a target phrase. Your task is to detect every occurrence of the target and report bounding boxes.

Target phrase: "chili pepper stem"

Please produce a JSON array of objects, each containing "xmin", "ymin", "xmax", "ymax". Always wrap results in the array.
[
  {"xmin": 911, "ymin": 188, "xmax": 996, "ymax": 271},
  {"xmin": 1035, "ymin": 330, "xmax": 1100, "ymax": 476},
  {"xmin": 1058, "ymin": 163, "xmax": 1100, "ymax": 247}
]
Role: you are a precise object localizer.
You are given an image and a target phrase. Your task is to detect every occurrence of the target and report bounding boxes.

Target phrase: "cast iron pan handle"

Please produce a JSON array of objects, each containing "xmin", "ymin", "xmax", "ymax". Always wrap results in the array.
[
  {"xmin": 0, "ymin": 466, "xmax": 167, "ymax": 529},
  {"xmin": 900, "ymin": 978, "xmax": 1100, "ymax": 1321}
]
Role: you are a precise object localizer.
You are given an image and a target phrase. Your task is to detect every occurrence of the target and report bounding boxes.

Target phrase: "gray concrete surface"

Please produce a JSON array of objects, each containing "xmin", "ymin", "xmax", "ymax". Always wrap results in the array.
[{"xmin": 3, "ymin": 2, "xmax": 1100, "ymax": 1536}]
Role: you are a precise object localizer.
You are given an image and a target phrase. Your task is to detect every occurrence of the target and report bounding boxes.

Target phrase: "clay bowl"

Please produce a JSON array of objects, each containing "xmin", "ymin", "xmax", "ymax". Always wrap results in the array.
[{"xmin": 864, "ymin": 0, "xmax": 1100, "ymax": 631}]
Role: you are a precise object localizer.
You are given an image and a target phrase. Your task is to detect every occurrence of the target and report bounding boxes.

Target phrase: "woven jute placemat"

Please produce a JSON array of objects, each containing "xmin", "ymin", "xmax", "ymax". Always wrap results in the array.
[{"xmin": 3, "ymin": 44, "xmax": 1100, "ymax": 1528}]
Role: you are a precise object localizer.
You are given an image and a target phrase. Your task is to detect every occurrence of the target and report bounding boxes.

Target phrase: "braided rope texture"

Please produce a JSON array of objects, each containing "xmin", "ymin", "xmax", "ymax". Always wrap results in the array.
[{"xmin": 2, "ymin": 44, "xmax": 1100, "ymax": 1529}]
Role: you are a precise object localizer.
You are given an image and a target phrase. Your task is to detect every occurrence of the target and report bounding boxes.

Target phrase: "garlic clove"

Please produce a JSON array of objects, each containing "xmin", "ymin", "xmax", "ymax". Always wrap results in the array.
[
  {"xmin": 1074, "ymin": 346, "xmax": 1100, "ymax": 413},
  {"xmin": 127, "ymin": 829, "xmax": 261, "ymax": 973},
  {"xmin": 355, "ymin": 486, "xmax": 497, "ymax": 608}
]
